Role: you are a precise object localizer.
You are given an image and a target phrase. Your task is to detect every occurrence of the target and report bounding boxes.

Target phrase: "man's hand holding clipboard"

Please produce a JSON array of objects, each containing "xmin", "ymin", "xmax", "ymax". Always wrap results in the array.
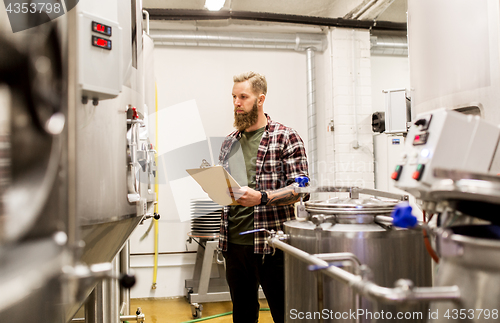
[{"xmin": 186, "ymin": 165, "xmax": 241, "ymax": 206}]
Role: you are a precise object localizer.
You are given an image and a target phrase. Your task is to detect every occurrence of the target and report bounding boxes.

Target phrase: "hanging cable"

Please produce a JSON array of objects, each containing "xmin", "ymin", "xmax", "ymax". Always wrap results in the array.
[
  {"xmin": 152, "ymin": 82, "xmax": 160, "ymax": 289},
  {"xmin": 181, "ymin": 308, "xmax": 271, "ymax": 323},
  {"xmin": 422, "ymin": 211, "xmax": 439, "ymax": 263}
]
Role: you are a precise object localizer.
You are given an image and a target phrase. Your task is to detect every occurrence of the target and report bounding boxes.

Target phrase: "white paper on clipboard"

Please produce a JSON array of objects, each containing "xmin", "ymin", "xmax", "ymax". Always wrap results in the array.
[{"xmin": 186, "ymin": 165, "xmax": 241, "ymax": 206}]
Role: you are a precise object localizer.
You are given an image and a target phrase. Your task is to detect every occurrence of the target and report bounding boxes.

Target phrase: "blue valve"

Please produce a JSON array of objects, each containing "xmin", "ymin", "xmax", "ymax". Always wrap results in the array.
[
  {"xmin": 391, "ymin": 202, "xmax": 417, "ymax": 228},
  {"xmin": 295, "ymin": 176, "xmax": 309, "ymax": 187}
]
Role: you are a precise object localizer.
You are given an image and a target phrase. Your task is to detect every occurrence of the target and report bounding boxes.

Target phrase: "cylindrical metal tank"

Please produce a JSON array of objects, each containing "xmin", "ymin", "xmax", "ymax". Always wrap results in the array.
[
  {"xmin": 408, "ymin": 0, "xmax": 500, "ymax": 124},
  {"xmin": 430, "ymin": 225, "xmax": 500, "ymax": 323},
  {"xmin": 0, "ymin": 11, "xmax": 72, "ymax": 322},
  {"xmin": 284, "ymin": 197, "xmax": 432, "ymax": 323},
  {"xmin": 425, "ymin": 171, "xmax": 500, "ymax": 322}
]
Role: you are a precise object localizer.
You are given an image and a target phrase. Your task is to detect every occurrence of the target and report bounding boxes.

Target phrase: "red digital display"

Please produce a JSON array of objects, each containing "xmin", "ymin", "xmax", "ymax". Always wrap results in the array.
[
  {"xmin": 92, "ymin": 36, "xmax": 112, "ymax": 50},
  {"xmin": 92, "ymin": 21, "xmax": 112, "ymax": 37},
  {"xmin": 413, "ymin": 132, "xmax": 429, "ymax": 145}
]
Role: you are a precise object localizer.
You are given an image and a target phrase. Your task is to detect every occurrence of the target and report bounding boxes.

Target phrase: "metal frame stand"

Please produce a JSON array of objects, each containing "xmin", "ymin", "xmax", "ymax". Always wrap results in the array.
[
  {"xmin": 185, "ymin": 238, "xmax": 265, "ymax": 318},
  {"xmin": 185, "ymin": 239, "xmax": 230, "ymax": 318}
]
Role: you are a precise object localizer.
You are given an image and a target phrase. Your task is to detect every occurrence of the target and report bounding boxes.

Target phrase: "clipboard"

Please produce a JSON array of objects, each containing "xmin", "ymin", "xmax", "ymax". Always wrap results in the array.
[{"xmin": 186, "ymin": 164, "xmax": 241, "ymax": 206}]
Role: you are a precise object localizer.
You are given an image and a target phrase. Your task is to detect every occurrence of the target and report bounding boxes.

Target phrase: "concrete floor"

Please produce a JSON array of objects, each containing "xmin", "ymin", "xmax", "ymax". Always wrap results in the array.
[{"xmin": 129, "ymin": 298, "xmax": 274, "ymax": 323}]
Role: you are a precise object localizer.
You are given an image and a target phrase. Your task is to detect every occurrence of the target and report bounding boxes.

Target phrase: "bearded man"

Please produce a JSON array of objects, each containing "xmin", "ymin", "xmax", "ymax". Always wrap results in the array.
[{"xmin": 218, "ymin": 71, "xmax": 309, "ymax": 323}]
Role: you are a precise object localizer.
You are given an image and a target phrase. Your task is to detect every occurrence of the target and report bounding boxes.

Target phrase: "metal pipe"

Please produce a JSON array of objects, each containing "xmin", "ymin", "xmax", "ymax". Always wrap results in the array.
[
  {"xmin": 375, "ymin": 215, "xmax": 395, "ymax": 223},
  {"xmin": 271, "ymin": 237, "xmax": 356, "ymax": 284},
  {"xmin": 143, "ymin": 10, "xmax": 150, "ymax": 35},
  {"xmin": 144, "ymin": 9, "xmax": 407, "ymax": 31},
  {"xmin": 351, "ymin": 187, "xmax": 409, "ymax": 201},
  {"xmin": 85, "ymin": 284, "xmax": 101, "ymax": 323},
  {"xmin": 78, "ymin": 313, "xmax": 146, "ymax": 322},
  {"xmin": 313, "ymin": 252, "xmax": 362, "ymax": 274},
  {"xmin": 313, "ymin": 226, "xmax": 323, "ymax": 323},
  {"xmin": 120, "ymin": 240, "xmax": 130, "ymax": 316},
  {"xmin": 370, "ymin": 34, "xmax": 408, "ymax": 56},
  {"xmin": 110, "ymin": 256, "xmax": 120, "ymax": 323},
  {"xmin": 351, "ymin": 30, "xmax": 360, "ymax": 150},
  {"xmin": 306, "ymin": 47, "xmax": 317, "ymax": 184},
  {"xmin": 268, "ymin": 236, "xmax": 461, "ymax": 305},
  {"xmin": 351, "ymin": 0, "xmax": 378, "ymax": 19},
  {"xmin": 66, "ymin": 4, "xmax": 78, "ymax": 256},
  {"xmin": 294, "ymin": 186, "xmax": 408, "ymax": 201},
  {"xmin": 347, "ymin": 0, "xmax": 396, "ymax": 21},
  {"xmin": 120, "ymin": 314, "xmax": 145, "ymax": 322},
  {"xmin": 150, "ymin": 30, "xmax": 326, "ymax": 51},
  {"xmin": 313, "ymin": 252, "xmax": 362, "ymax": 323}
]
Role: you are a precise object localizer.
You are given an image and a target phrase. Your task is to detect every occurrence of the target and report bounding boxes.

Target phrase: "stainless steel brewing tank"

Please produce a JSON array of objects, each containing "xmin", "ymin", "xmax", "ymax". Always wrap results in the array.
[
  {"xmin": 426, "ymin": 172, "xmax": 500, "ymax": 322},
  {"xmin": 284, "ymin": 197, "xmax": 432, "ymax": 323},
  {"xmin": 430, "ymin": 225, "xmax": 500, "ymax": 323}
]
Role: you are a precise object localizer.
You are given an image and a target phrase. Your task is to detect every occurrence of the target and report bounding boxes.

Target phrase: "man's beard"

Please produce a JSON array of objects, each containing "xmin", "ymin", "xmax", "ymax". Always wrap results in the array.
[{"xmin": 234, "ymin": 99, "xmax": 259, "ymax": 132}]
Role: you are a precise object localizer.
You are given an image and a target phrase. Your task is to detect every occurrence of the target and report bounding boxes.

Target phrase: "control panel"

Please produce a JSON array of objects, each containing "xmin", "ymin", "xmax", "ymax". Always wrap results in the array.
[
  {"xmin": 78, "ymin": 12, "xmax": 122, "ymax": 103},
  {"xmin": 393, "ymin": 109, "xmax": 500, "ymax": 200}
]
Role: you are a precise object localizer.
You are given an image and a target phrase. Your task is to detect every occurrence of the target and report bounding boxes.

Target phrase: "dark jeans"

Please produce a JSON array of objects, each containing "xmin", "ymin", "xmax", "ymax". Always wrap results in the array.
[{"xmin": 223, "ymin": 243, "xmax": 285, "ymax": 323}]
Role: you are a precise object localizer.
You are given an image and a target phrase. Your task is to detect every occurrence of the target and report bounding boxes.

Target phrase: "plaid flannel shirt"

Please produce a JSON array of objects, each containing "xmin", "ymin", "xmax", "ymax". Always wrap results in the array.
[{"xmin": 218, "ymin": 114, "xmax": 309, "ymax": 254}]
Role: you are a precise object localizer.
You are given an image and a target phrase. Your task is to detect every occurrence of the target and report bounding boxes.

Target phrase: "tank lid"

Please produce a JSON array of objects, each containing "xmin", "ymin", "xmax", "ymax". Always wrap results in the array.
[{"xmin": 305, "ymin": 197, "xmax": 397, "ymax": 215}]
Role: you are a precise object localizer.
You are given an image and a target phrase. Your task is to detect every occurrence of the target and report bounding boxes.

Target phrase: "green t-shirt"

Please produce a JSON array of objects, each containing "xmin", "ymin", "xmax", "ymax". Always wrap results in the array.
[{"xmin": 227, "ymin": 126, "xmax": 265, "ymax": 245}]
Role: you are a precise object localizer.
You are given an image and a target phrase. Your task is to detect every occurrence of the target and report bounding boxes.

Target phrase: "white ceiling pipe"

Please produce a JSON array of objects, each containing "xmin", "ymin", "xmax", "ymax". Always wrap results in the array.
[
  {"xmin": 150, "ymin": 30, "xmax": 327, "ymax": 51},
  {"xmin": 370, "ymin": 34, "xmax": 408, "ymax": 56},
  {"xmin": 306, "ymin": 48, "xmax": 318, "ymax": 184}
]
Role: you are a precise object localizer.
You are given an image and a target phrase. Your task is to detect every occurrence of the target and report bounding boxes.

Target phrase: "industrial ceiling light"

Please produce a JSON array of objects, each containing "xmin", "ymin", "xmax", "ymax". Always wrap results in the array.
[{"xmin": 205, "ymin": 0, "xmax": 226, "ymax": 11}]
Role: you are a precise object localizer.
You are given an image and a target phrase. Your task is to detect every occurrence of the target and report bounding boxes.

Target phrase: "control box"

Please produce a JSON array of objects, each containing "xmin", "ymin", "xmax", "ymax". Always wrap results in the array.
[
  {"xmin": 383, "ymin": 88, "xmax": 411, "ymax": 134},
  {"xmin": 393, "ymin": 109, "xmax": 500, "ymax": 199},
  {"xmin": 78, "ymin": 12, "xmax": 122, "ymax": 101}
]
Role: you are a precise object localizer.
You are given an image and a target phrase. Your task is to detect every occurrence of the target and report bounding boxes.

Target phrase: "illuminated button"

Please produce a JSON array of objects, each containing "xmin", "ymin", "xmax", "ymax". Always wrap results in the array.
[
  {"xmin": 412, "ymin": 164, "xmax": 425, "ymax": 181},
  {"xmin": 421, "ymin": 148, "xmax": 431, "ymax": 158},
  {"xmin": 413, "ymin": 132, "xmax": 429, "ymax": 145},
  {"xmin": 391, "ymin": 165, "xmax": 403, "ymax": 181}
]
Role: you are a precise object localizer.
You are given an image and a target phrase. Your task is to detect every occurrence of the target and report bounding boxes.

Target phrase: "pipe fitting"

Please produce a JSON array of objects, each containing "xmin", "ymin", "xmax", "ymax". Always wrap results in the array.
[
  {"xmin": 311, "ymin": 214, "xmax": 326, "ymax": 225},
  {"xmin": 395, "ymin": 279, "xmax": 414, "ymax": 291}
]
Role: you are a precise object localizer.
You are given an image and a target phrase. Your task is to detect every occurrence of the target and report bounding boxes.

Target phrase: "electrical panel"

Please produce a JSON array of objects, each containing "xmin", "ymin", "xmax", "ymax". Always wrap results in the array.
[
  {"xmin": 393, "ymin": 109, "xmax": 500, "ymax": 200},
  {"xmin": 383, "ymin": 88, "xmax": 411, "ymax": 134},
  {"xmin": 78, "ymin": 12, "xmax": 122, "ymax": 102}
]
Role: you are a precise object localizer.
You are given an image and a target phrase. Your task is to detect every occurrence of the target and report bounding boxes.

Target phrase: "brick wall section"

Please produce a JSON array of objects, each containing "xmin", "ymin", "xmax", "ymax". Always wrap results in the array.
[{"xmin": 315, "ymin": 28, "xmax": 375, "ymax": 190}]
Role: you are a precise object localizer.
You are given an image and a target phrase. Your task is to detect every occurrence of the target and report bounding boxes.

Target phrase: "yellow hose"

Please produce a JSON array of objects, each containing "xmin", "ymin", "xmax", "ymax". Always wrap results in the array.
[{"xmin": 152, "ymin": 82, "xmax": 159, "ymax": 289}]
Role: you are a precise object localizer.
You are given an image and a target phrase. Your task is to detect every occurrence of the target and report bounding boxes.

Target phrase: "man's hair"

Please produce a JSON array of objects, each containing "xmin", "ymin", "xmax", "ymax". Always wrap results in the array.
[{"xmin": 233, "ymin": 71, "xmax": 267, "ymax": 96}]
